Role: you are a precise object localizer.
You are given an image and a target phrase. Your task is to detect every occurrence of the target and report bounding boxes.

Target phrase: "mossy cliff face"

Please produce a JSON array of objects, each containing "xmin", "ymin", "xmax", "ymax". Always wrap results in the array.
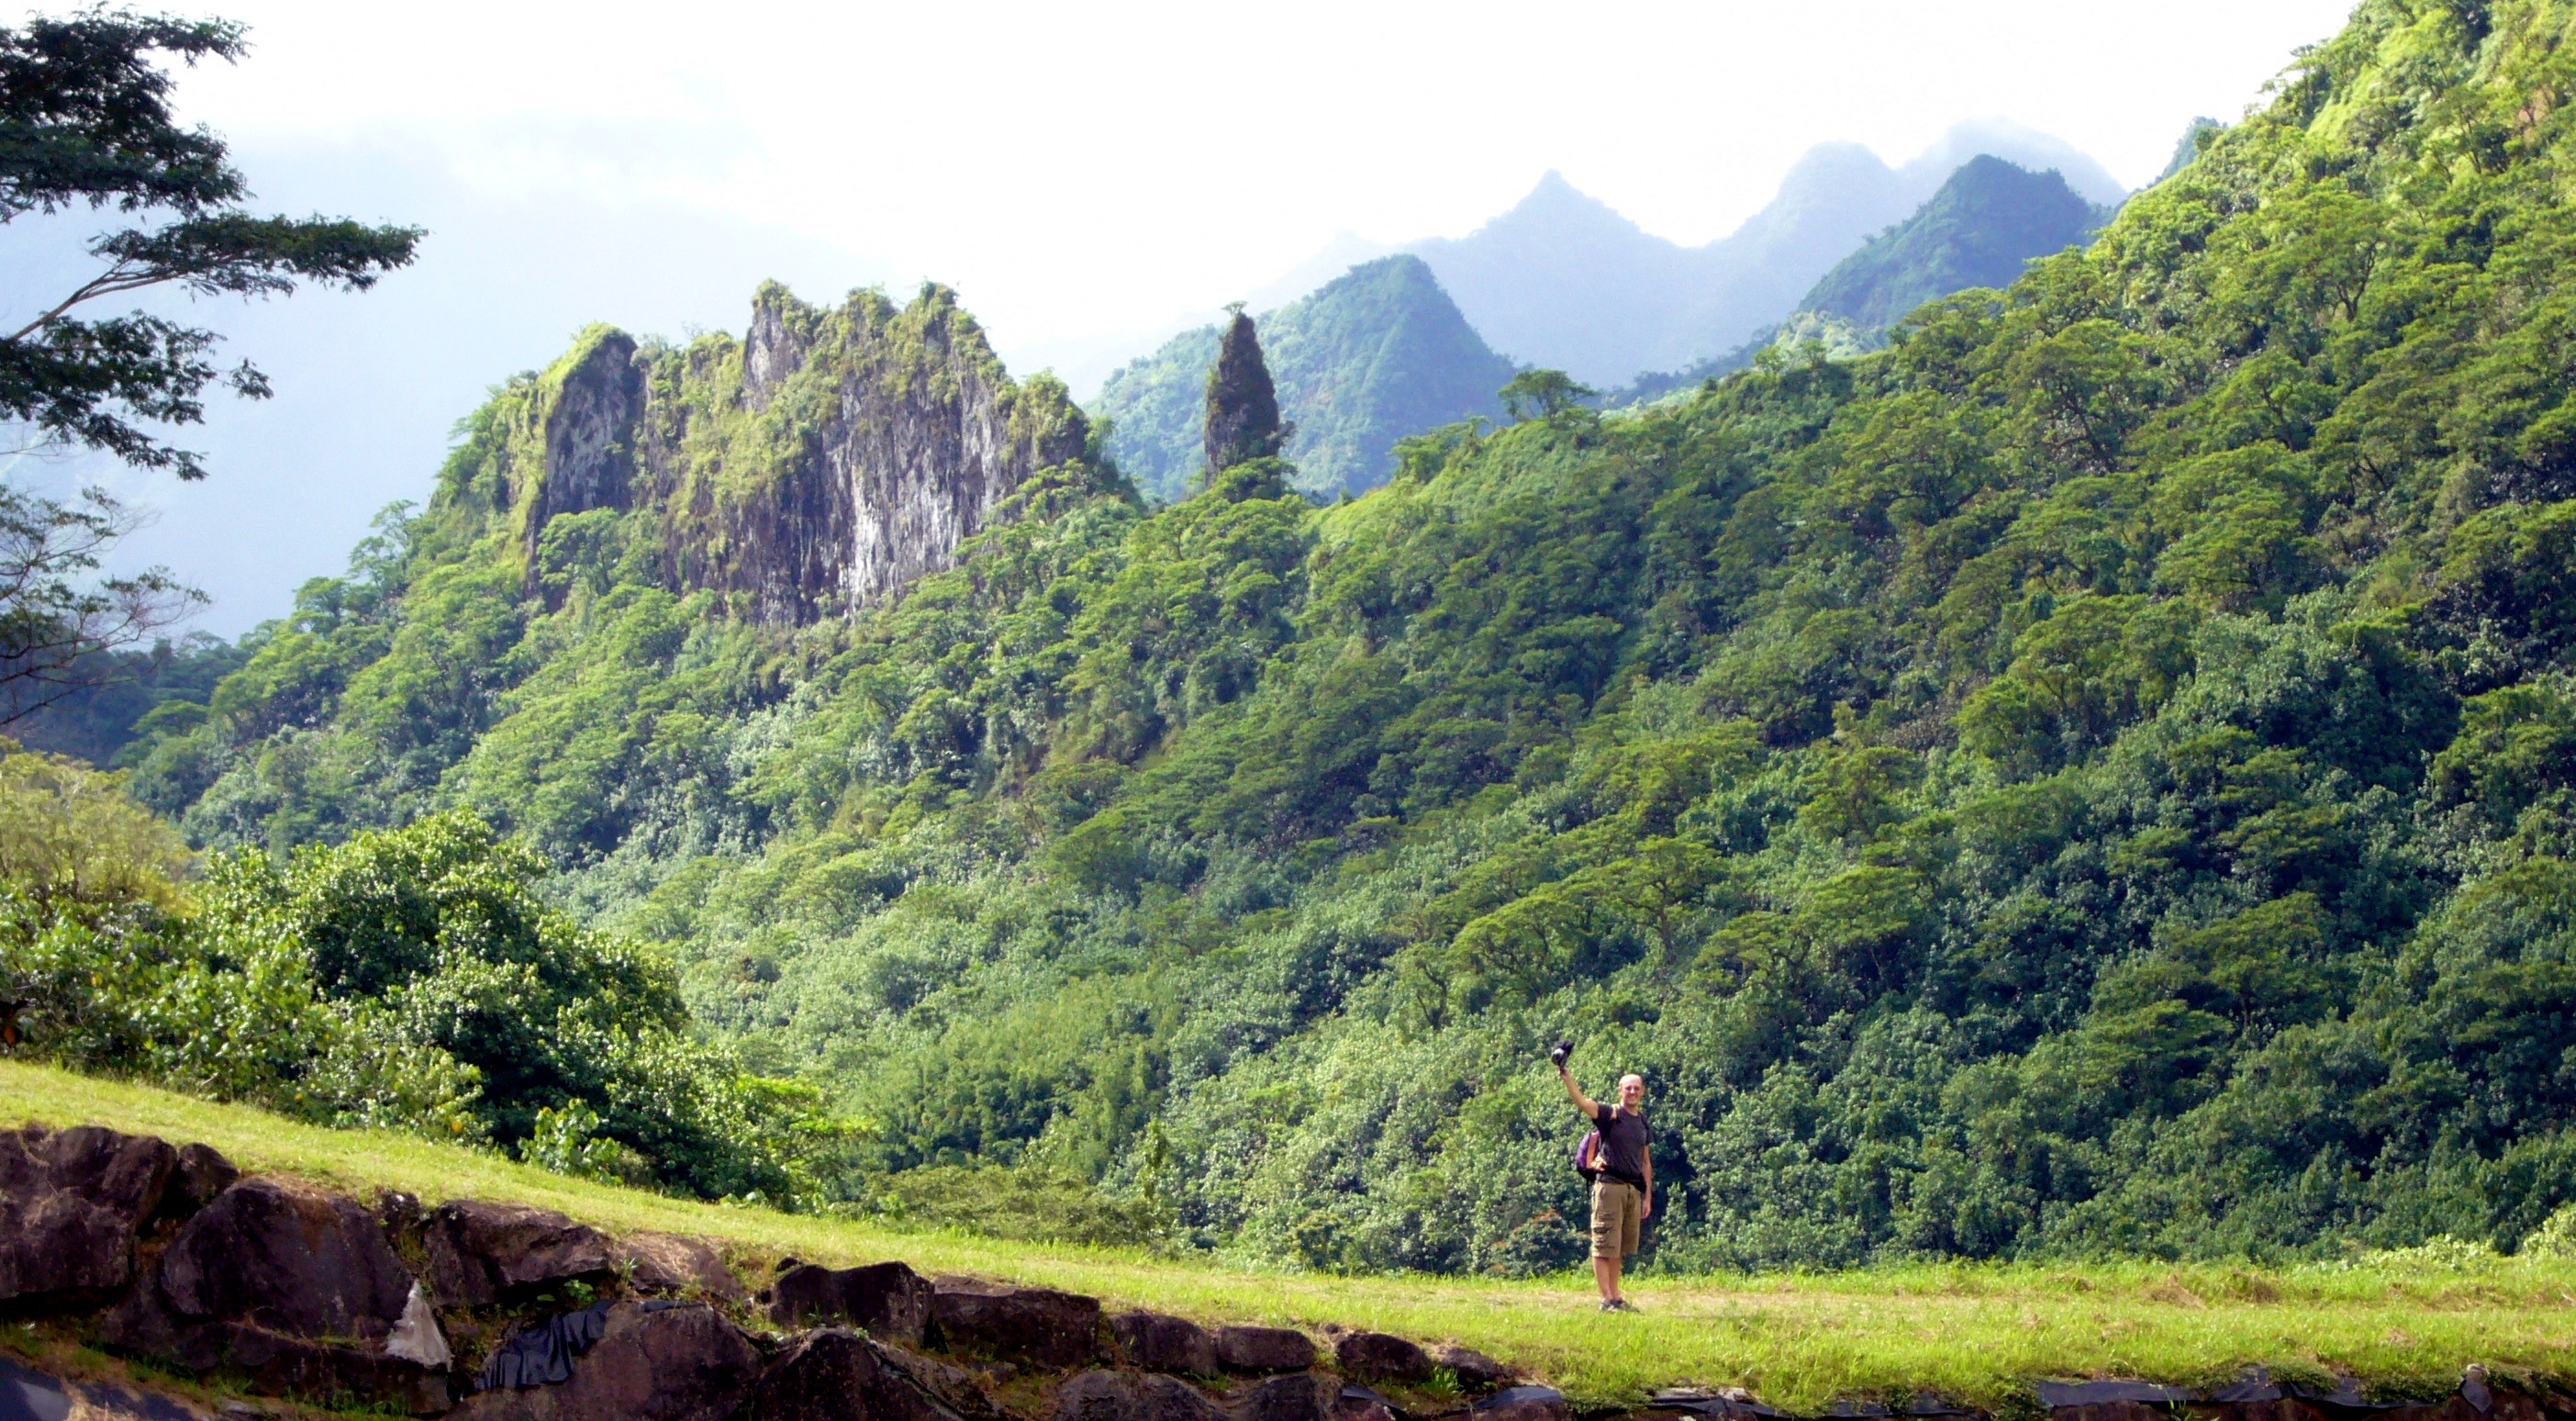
[{"xmin": 471, "ymin": 282, "xmax": 1096, "ymax": 621}]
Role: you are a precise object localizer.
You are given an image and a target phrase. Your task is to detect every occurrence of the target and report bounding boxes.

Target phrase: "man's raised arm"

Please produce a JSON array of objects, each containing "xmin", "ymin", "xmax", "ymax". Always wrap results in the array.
[{"xmin": 1557, "ymin": 1061, "xmax": 1600, "ymax": 1117}]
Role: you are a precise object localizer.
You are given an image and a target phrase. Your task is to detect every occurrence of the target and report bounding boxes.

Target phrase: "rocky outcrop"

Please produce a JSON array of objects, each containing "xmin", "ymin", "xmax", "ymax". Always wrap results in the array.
[
  {"xmin": 521, "ymin": 330, "xmax": 645, "ymax": 572},
  {"xmin": 100, "ymin": 1175, "xmax": 447, "ymax": 1414},
  {"xmin": 0, "ymin": 1124, "xmax": 174, "ymax": 1304},
  {"xmin": 503, "ymin": 285, "xmax": 1095, "ymax": 627},
  {"xmin": 932, "ymin": 1276, "xmax": 1104, "ymax": 1369},
  {"xmin": 1111, "ymin": 1310, "xmax": 1217, "ymax": 1374},
  {"xmin": 671, "ymin": 285, "xmax": 1090, "ymax": 621},
  {"xmin": 761, "ymin": 1259, "xmax": 933, "ymax": 1342},
  {"xmin": 452, "ymin": 1300, "xmax": 758, "ymax": 1421},
  {"xmin": 425, "ymin": 1199, "xmax": 616, "ymax": 1306},
  {"xmin": 1203, "ymin": 310, "xmax": 1286, "ymax": 476}
]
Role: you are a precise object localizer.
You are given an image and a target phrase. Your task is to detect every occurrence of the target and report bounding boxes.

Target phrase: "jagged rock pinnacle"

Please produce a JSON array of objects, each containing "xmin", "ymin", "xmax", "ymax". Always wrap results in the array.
[{"xmin": 1203, "ymin": 310, "xmax": 1286, "ymax": 476}]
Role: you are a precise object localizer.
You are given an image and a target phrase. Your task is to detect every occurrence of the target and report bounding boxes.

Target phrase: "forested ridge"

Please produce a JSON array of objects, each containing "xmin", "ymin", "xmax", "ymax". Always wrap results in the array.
[{"xmin": 29, "ymin": 0, "xmax": 2576, "ymax": 1273}]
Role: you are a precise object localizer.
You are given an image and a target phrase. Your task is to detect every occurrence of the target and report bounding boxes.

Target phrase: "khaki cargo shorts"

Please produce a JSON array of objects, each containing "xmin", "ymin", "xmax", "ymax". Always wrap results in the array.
[{"xmin": 1589, "ymin": 1180, "xmax": 1642, "ymax": 1259}]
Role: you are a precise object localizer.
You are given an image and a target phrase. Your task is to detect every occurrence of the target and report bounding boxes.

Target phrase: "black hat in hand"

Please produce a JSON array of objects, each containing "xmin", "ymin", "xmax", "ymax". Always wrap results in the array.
[{"xmin": 1549, "ymin": 1038, "xmax": 1574, "ymax": 1067}]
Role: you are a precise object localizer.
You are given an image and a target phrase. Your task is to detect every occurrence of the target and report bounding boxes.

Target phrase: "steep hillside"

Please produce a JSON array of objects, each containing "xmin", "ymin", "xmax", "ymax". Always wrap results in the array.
[
  {"xmin": 1799, "ymin": 156, "xmax": 2106, "ymax": 336},
  {"xmin": 1410, "ymin": 123, "xmax": 2125, "ymax": 385},
  {"xmin": 1094, "ymin": 256, "xmax": 1516, "ymax": 501},
  {"xmin": 87, "ymin": 0, "xmax": 2576, "ymax": 1281}
]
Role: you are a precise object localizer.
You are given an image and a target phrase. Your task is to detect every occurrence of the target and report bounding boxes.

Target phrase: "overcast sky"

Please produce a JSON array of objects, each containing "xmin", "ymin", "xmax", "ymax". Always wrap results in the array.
[{"xmin": 8, "ymin": 0, "xmax": 2358, "ymax": 633}]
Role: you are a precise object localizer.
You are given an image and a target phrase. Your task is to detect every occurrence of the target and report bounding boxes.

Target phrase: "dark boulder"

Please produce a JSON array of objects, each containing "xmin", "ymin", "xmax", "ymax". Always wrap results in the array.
[
  {"xmin": 1234, "ymin": 1374, "xmax": 1337, "ymax": 1421},
  {"xmin": 1472, "ymin": 1386, "xmax": 1568, "ymax": 1421},
  {"xmin": 0, "ymin": 1349, "xmax": 212, "ymax": 1420},
  {"xmin": 0, "ymin": 1124, "xmax": 176, "ymax": 1304},
  {"xmin": 1334, "ymin": 1385, "xmax": 1398, "ymax": 1421},
  {"xmin": 1429, "ymin": 1343, "xmax": 1512, "ymax": 1392},
  {"xmin": 1054, "ymin": 1370, "xmax": 1227, "ymax": 1421},
  {"xmin": 1332, "ymin": 1333, "xmax": 1431, "ymax": 1385},
  {"xmin": 619, "ymin": 1232, "xmax": 745, "ymax": 1302},
  {"xmin": 98, "ymin": 1176, "xmax": 446, "ymax": 1414},
  {"xmin": 1111, "ymin": 1311, "xmax": 1218, "ymax": 1374},
  {"xmin": 166, "ymin": 1142, "xmax": 239, "ymax": 1219},
  {"xmin": 426, "ymin": 1198, "xmax": 616, "ymax": 1306},
  {"xmin": 1214, "ymin": 1326, "xmax": 1314, "ymax": 1374},
  {"xmin": 764, "ymin": 1259, "xmax": 932, "ymax": 1343},
  {"xmin": 452, "ymin": 1300, "xmax": 758, "ymax": 1421},
  {"xmin": 743, "ymin": 1326, "xmax": 1010, "ymax": 1421},
  {"xmin": 932, "ymin": 1276, "xmax": 1103, "ymax": 1369}
]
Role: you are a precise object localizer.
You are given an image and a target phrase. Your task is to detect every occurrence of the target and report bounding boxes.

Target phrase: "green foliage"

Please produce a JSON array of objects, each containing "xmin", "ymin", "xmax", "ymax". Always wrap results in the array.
[
  {"xmin": 0, "ymin": 768, "xmax": 847, "ymax": 1201},
  {"xmin": 109, "ymin": 0, "xmax": 2576, "ymax": 1272}
]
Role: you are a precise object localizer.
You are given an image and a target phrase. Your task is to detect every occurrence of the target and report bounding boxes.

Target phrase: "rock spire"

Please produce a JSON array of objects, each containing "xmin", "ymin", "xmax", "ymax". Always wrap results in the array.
[{"xmin": 1202, "ymin": 308, "xmax": 1287, "ymax": 476}]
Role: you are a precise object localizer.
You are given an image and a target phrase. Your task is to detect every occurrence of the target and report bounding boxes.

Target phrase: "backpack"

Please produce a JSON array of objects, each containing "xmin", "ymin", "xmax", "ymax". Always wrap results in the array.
[{"xmin": 1573, "ymin": 1128, "xmax": 1603, "ymax": 1183}]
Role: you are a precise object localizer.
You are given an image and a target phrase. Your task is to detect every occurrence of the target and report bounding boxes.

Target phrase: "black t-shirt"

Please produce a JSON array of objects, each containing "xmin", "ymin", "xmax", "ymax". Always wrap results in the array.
[{"xmin": 1590, "ymin": 1102, "xmax": 1649, "ymax": 1190}]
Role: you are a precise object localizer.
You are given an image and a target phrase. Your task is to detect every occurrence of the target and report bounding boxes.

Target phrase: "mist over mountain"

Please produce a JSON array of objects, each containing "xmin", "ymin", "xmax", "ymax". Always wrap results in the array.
[{"xmin": 1407, "ymin": 120, "xmax": 2127, "ymax": 385}]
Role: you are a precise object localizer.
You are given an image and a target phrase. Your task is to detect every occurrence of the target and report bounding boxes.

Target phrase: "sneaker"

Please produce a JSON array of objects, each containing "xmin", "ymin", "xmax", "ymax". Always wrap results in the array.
[{"xmin": 1604, "ymin": 1298, "xmax": 1634, "ymax": 1313}]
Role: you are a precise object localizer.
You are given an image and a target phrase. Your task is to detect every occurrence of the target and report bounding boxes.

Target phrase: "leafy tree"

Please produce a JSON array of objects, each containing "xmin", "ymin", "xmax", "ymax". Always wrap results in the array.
[
  {"xmin": 1, "ymin": 9, "xmax": 421, "ymax": 476},
  {"xmin": 1498, "ymin": 368, "xmax": 1598, "ymax": 426},
  {"xmin": 0, "ymin": 10, "xmax": 418, "ymax": 722}
]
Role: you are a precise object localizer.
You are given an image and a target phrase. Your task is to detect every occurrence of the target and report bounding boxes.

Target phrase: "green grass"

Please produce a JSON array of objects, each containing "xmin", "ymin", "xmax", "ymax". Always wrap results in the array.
[{"xmin": 6, "ymin": 1060, "xmax": 2570, "ymax": 1411}]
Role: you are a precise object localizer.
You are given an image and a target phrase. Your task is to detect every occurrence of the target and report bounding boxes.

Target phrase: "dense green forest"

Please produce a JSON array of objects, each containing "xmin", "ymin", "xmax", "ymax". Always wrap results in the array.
[
  {"xmin": 1094, "ymin": 255, "xmax": 1517, "ymax": 501},
  {"xmin": 23, "ymin": 0, "xmax": 2576, "ymax": 1272}
]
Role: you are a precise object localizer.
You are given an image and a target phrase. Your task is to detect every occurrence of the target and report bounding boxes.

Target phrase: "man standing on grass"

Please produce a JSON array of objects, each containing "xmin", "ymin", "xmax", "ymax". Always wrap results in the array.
[{"xmin": 1556, "ymin": 1061, "xmax": 1650, "ymax": 1311}]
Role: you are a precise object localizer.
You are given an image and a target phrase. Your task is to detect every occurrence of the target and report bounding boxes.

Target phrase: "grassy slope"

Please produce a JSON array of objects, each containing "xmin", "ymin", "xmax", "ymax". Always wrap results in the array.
[{"xmin": 7, "ymin": 1061, "xmax": 2570, "ymax": 1411}]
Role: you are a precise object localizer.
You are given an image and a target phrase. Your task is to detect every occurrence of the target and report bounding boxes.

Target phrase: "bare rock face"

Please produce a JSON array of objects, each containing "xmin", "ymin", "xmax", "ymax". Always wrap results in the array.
[
  {"xmin": 619, "ymin": 1231, "xmax": 745, "ymax": 1302},
  {"xmin": 931, "ymin": 1276, "xmax": 1104, "ymax": 1369},
  {"xmin": 426, "ymin": 1198, "xmax": 617, "ymax": 1306},
  {"xmin": 1111, "ymin": 1310, "xmax": 1218, "ymax": 1374},
  {"xmin": 522, "ymin": 330, "xmax": 645, "ymax": 566},
  {"xmin": 1233, "ymin": 1374, "xmax": 1338, "ymax": 1421},
  {"xmin": 98, "ymin": 1176, "xmax": 446, "ymax": 1415},
  {"xmin": 0, "ymin": 1124, "xmax": 175, "ymax": 1304},
  {"xmin": 1331, "ymin": 1332, "xmax": 1431, "ymax": 1385},
  {"xmin": 1213, "ymin": 1326, "xmax": 1314, "ymax": 1374},
  {"xmin": 453, "ymin": 1300, "xmax": 758, "ymax": 1421},
  {"xmin": 745, "ymin": 1327, "xmax": 1000, "ymax": 1421},
  {"xmin": 1053, "ymin": 1370, "xmax": 1228, "ymax": 1421},
  {"xmin": 509, "ymin": 285, "xmax": 1098, "ymax": 628},
  {"xmin": 763, "ymin": 1259, "xmax": 933, "ymax": 1342},
  {"xmin": 654, "ymin": 285, "xmax": 1091, "ymax": 623}
]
